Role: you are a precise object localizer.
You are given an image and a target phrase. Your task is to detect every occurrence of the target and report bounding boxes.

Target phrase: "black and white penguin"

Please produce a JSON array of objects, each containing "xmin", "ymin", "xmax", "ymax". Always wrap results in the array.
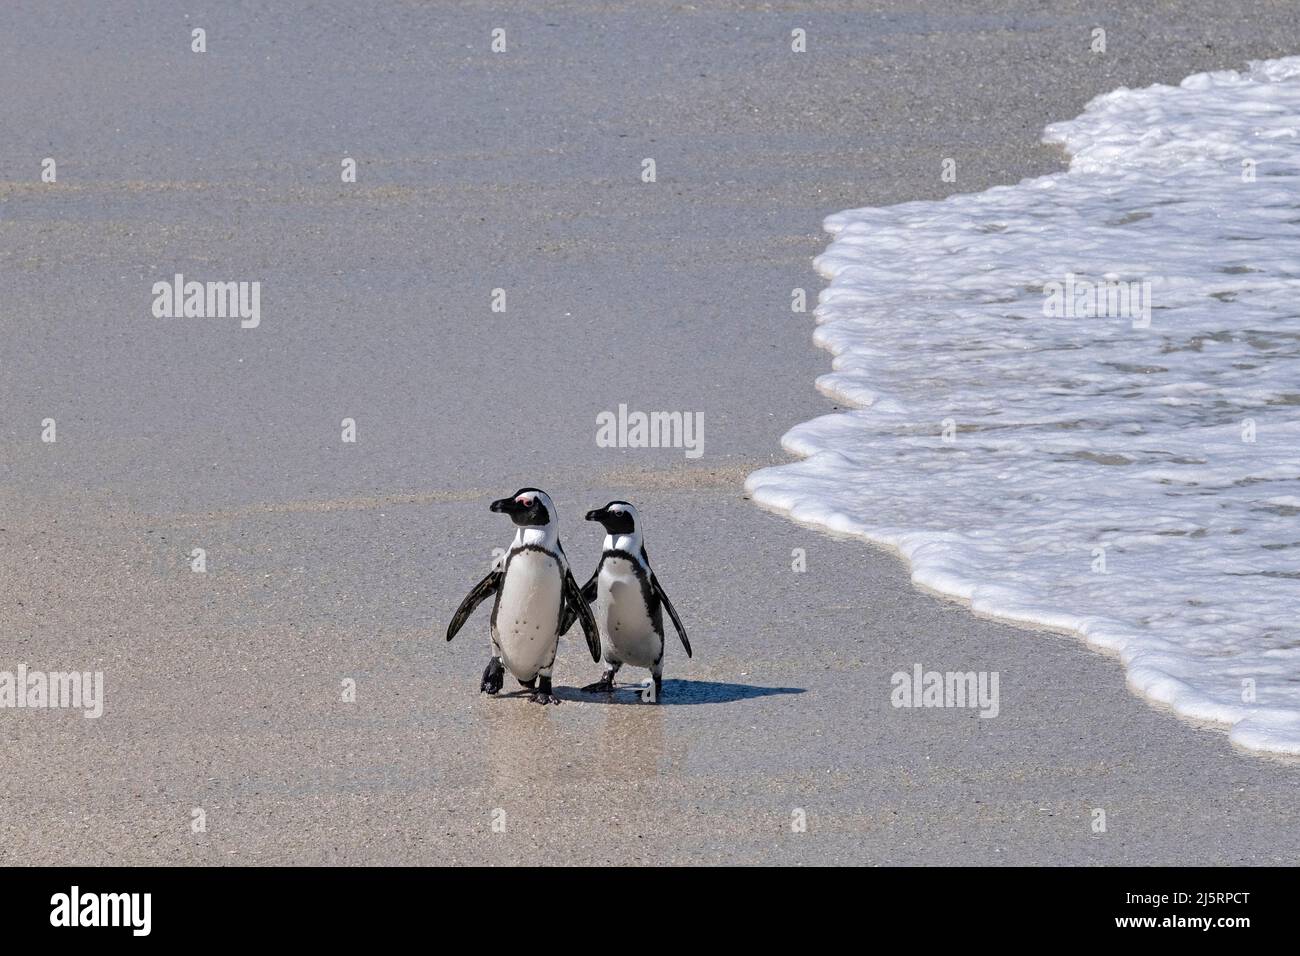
[
  {"xmin": 446, "ymin": 488, "xmax": 600, "ymax": 704},
  {"xmin": 571, "ymin": 501, "xmax": 691, "ymax": 703}
]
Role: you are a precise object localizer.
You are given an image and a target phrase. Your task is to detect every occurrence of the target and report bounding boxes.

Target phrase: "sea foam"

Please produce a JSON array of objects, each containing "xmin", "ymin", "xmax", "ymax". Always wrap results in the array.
[{"xmin": 748, "ymin": 57, "xmax": 1300, "ymax": 755}]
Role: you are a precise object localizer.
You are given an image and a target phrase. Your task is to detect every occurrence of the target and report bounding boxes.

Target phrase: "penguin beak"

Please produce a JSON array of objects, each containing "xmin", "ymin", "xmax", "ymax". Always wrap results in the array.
[
  {"xmin": 585, "ymin": 508, "xmax": 606, "ymax": 522},
  {"xmin": 491, "ymin": 497, "xmax": 520, "ymax": 515}
]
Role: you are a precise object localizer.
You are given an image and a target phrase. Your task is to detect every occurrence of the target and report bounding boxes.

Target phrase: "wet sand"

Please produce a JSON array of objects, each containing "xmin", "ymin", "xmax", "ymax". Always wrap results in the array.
[{"xmin": 1, "ymin": 0, "xmax": 1298, "ymax": 864}]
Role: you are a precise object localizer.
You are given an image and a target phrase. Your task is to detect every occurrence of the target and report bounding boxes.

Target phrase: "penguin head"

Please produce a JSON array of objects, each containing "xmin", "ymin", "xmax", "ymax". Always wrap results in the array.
[
  {"xmin": 585, "ymin": 500, "xmax": 638, "ymax": 536},
  {"xmin": 490, "ymin": 488, "xmax": 555, "ymax": 527}
]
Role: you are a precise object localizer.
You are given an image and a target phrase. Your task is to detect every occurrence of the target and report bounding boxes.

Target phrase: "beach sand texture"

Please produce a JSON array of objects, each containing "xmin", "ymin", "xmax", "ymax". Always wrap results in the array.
[{"xmin": 1, "ymin": 1, "xmax": 1298, "ymax": 864}]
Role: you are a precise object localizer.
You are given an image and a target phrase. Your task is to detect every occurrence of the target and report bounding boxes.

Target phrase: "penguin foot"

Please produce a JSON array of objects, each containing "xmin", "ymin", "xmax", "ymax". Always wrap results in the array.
[
  {"xmin": 480, "ymin": 658, "xmax": 505, "ymax": 695},
  {"xmin": 529, "ymin": 676, "xmax": 559, "ymax": 705},
  {"xmin": 582, "ymin": 677, "xmax": 615, "ymax": 693}
]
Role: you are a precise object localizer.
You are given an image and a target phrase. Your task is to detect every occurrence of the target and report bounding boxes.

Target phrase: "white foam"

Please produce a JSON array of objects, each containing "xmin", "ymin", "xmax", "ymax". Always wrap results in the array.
[{"xmin": 748, "ymin": 57, "xmax": 1300, "ymax": 755}]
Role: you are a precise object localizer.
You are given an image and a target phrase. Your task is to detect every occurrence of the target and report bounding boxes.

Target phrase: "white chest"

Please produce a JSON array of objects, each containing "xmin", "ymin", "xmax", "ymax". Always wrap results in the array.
[
  {"xmin": 494, "ymin": 549, "xmax": 564, "ymax": 677},
  {"xmin": 596, "ymin": 555, "xmax": 660, "ymax": 665}
]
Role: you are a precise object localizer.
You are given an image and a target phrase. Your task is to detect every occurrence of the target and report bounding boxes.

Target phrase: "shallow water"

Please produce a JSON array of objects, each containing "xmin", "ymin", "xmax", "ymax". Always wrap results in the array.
[{"xmin": 749, "ymin": 57, "xmax": 1300, "ymax": 755}]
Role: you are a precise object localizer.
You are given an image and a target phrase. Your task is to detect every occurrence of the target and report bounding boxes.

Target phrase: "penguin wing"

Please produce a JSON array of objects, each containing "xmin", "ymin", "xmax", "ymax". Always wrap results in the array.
[
  {"xmin": 643, "ymin": 547, "xmax": 691, "ymax": 658},
  {"xmin": 558, "ymin": 570, "xmax": 598, "ymax": 636},
  {"xmin": 446, "ymin": 569, "xmax": 502, "ymax": 641},
  {"xmin": 652, "ymin": 574, "xmax": 691, "ymax": 657},
  {"xmin": 562, "ymin": 565, "xmax": 602, "ymax": 662}
]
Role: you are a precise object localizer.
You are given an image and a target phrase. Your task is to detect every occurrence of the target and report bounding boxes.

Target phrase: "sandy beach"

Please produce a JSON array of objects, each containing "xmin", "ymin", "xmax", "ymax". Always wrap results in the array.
[{"xmin": 2, "ymin": 0, "xmax": 1298, "ymax": 865}]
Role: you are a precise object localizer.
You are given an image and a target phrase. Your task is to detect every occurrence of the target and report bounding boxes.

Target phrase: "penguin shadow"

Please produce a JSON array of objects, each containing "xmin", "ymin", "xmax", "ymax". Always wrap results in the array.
[{"xmin": 555, "ymin": 679, "xmax": 805, "ymax": 706}]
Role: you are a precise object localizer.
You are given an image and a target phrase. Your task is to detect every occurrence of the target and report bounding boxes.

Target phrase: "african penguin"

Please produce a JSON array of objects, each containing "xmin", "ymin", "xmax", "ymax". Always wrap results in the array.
[
  {"xmin": 570, "ymin": 501, "xmax": 691, "ymax": 703},
  {"xmin": 446, "ymin": 488, "xmax": 600, "ymax": 705}
]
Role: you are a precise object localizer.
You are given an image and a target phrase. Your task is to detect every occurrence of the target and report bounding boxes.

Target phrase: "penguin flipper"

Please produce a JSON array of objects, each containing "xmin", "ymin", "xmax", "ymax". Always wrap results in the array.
[
  {"xmin": 447, "ymin": 569, "xmax": 501, "ymax": 641},
  {"xmin": 558, "ymin": 571, "xmax": 598, "ymax": 635},
  {"xmin": 641, "ymin": 546, "xmax": 691, "ymax": 658},
  {"xmin": 650, "ymin": 572, "xmax": 691, "ymax": 658},
  {"xmin": 562, "ymin": 566, "xmax": 602, "ymax": 662}
]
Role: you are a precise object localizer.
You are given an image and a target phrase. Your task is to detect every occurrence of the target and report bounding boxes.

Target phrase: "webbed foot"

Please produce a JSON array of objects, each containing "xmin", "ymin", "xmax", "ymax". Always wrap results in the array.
[{"xmin": 480, "ymin": 657, "xmax": 505, "ymax": 695}]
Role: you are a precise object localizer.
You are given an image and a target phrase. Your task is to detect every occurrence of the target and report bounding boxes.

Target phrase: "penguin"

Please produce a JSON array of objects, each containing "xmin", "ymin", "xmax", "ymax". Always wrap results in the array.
[
  {"xmin": 570, "ymin": 501, "xmax": 691, "ymax": 703},
  {"xmin": 446, "ymin": 488, "xmax": 600, "ymax": 704}
]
